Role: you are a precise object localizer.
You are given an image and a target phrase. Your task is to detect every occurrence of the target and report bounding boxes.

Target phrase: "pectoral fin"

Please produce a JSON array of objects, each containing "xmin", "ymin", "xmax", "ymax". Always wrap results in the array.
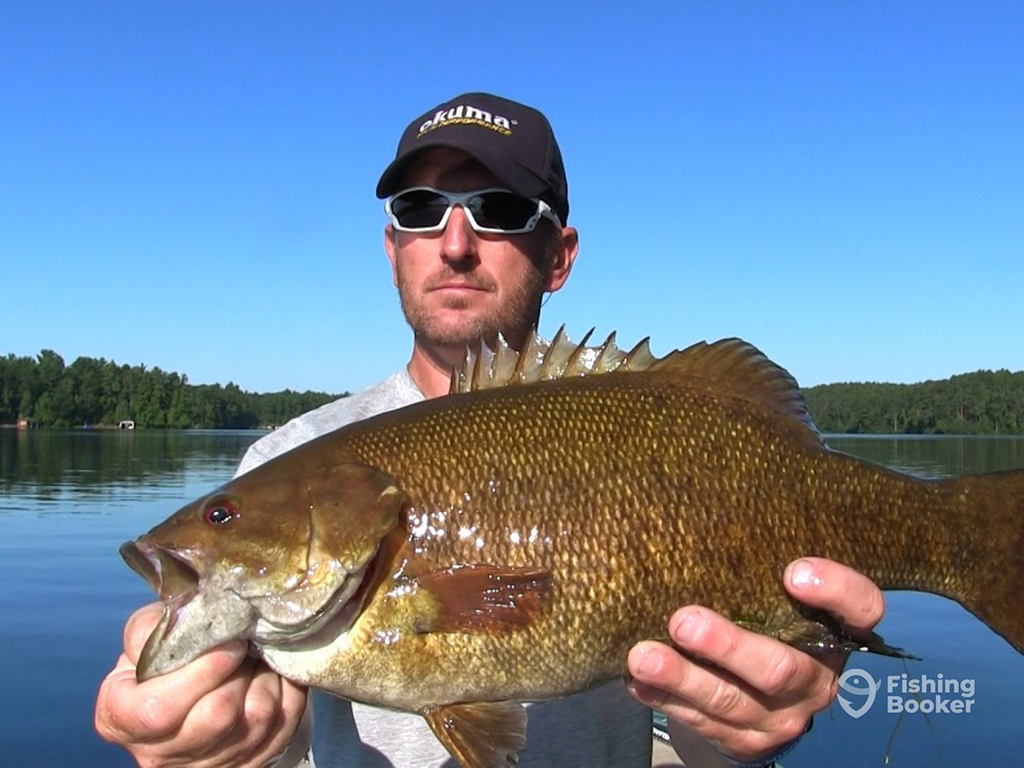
[
  {"xmin": 412, "ymin": 565, "xmax": 552, "ymax": 633},
  {"xmin": 422, "ymin": 700, "xmax": 526, "ymax": 767}
]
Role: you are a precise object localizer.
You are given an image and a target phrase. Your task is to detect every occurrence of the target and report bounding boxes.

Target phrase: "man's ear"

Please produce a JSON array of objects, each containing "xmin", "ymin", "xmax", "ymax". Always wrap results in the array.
[
  {"xmin": 545, "ymin": 227, "xmax": 579, "ymax": 293},
  {"xmin": 384, "ymin": 224, "xmax": 399, "ymax": 287}
]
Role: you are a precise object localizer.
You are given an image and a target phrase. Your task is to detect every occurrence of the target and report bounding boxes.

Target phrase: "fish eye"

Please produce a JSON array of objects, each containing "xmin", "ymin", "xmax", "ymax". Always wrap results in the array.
[{"xmin": 204, "ymin": 499, "xmax": 238, "ymax": 526}]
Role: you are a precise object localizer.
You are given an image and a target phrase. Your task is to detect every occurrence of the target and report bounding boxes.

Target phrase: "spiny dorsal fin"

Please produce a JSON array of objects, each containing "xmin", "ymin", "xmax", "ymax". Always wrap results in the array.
[
  {"xmin": 448, "ymin": 330, "xmax": 821, "ymax": 441},
  {"xmin": 651, "ymin": 338, "xmax": 821, "ymax": 440},
  {"xmin": 449, "ymin": 327, "xmax": 661, "ymax": 394},
  {"xmin": 422, "ymin": 700, "xmax": 526, "ymax": 768}
]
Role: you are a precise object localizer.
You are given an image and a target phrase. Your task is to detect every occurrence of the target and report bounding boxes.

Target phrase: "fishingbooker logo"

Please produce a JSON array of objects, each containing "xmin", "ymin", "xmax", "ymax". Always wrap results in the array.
[
  {"xmin": 837, "ymin": 669, "xmax": 976, "ymax": 718},
  {"xmin": 418, "ymin": 105, "xmax": 517, "ymax": 137},
  {"xmin": 837, "ymin": 669, "xmax": 880, "ymax": 718}
]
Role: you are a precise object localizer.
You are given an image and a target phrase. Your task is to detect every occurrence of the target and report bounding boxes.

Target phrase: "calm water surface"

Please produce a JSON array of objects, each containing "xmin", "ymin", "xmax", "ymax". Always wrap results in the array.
[
  {"xmin": 1, "ymin": 431, "xmax": 1022, "ymax": 766},
  {"xmin": 0, "ymin": 429, "xmax": 264, "ymax": 766}
]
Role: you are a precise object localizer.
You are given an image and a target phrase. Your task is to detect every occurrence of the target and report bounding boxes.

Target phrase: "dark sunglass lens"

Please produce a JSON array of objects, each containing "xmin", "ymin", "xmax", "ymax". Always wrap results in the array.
[
  {"xmin": 391, "ymin": 190, "xmax": 450, "ymax": 228},
  {"xmin": 470, "ymin": 192, "xmax": 537, "ymax": 230}
]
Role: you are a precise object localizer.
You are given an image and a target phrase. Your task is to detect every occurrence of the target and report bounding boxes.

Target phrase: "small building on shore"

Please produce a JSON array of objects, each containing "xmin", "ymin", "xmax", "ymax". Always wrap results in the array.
[
  {"xmin": 118, "ymin": 420, "xmax": 136, "ymax": 430},
  {"xmin": 17, "ymin": 418, "xmax": 38, "ymax": 430}
]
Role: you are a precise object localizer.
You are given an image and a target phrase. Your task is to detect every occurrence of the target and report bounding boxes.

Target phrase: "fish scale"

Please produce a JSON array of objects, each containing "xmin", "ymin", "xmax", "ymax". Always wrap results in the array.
[
  {"xmin": 261, "ymin": 371, "xmax": 995, "ymax": 704},
  {"xmin": 122, "ymin": 333, "xmax": 1024, "ymax": 768}
]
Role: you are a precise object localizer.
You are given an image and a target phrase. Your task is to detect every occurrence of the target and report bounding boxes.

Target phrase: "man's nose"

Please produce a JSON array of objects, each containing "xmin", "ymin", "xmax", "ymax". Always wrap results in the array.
[{"xmin": 440, "ymin": 205, "xmax": 477, "ymax": 262}]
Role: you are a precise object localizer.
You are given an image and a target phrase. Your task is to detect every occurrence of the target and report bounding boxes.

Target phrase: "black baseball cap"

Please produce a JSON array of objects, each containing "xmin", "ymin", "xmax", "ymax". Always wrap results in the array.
[{"xmin": 376, "ymin": 92, "xmax": 570, "ymax": 224}]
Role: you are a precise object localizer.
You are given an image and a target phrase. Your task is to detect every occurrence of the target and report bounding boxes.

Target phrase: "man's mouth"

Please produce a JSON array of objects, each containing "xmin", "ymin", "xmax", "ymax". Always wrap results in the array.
[
  {"xmin": 425, "ymin": 270, "xmax": 494, "ymax": 293},
  {"xmin": 431, "ymin": 281, "xmax": 489, "ymax": 292}
]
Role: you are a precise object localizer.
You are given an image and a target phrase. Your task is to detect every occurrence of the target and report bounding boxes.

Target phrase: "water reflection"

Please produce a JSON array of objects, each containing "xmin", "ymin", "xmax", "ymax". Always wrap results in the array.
[
  {"xmin": 825, "ymin": 434, "xmax": 1024, "ymax": 479},
  {"xmin": 0, "ymin": 429, "xmax": 265, "ymax": 507}
]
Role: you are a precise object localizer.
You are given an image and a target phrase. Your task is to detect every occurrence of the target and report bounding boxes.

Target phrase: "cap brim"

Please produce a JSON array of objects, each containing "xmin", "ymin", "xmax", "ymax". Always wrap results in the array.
[{"xmin": 376, "ymin": 134, "xmax": 550, "ymax": 202}]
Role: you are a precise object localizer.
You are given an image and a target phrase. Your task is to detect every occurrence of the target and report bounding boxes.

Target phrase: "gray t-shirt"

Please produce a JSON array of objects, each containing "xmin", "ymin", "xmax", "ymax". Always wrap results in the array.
[{"xmin": 236, "ymin": 369, "xmax": 653, "ymax": 767}]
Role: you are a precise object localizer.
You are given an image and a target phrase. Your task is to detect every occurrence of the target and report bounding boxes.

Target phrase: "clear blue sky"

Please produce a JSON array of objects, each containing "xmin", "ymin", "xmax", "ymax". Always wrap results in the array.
[{"xmin": 4, "ymin": 2, "xmax": 1022, "ymax": 393}]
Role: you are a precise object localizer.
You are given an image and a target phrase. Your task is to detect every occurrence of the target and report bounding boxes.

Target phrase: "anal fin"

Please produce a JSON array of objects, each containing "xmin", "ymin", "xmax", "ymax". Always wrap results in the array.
[
  {"xmin": 750, "ymin": 612, "xmax": 920, "ymax": 660},
  {"xmin": 422, "ymin": 700, "xmax": 526, "ymax": 768}
]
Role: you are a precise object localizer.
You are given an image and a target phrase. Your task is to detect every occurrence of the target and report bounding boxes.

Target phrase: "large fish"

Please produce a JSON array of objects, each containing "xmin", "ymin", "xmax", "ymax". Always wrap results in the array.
[{"xmin": 120, "ymin": 330, "xmax": 1024, "ymax": 767}]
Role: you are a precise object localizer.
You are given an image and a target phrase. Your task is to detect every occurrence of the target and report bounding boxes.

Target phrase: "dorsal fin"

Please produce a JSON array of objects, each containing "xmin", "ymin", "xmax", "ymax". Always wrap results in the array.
[
  {"xmin": 448, "ymin": 330, "xmax": 821, "ymax": 442},
  {"xmin": 651, "ymin": 338, "xmax": 821, "ymax": 440},
  {"xmin": 449, "ymin": 327, "xmax": 662, "ymax": 394}
]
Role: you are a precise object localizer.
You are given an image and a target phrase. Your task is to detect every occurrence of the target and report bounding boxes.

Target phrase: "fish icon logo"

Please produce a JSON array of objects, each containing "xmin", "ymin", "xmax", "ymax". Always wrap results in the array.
[{"xmin": 837, "ymin": 668, "xmax": 881, "ymax": 719}]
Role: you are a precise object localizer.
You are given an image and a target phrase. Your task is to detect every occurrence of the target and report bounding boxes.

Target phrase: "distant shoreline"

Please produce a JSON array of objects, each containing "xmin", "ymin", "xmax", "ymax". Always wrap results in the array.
[
  {"xmin": 4, "ymin": 348, "xmax": 1022, "ymax": 435},
  {"xmin": 1, "ymin": 349, "xmax": 344, "ymax": 431},
  {"xmin": 0, "ymin": 423, "xmax": 273, "ymax": 431}
]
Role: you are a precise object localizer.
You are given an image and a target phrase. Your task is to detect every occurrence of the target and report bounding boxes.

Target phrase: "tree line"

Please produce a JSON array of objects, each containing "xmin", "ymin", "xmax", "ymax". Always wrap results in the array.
[
  {"xmin": 803, "ymin": 369, "xmax": 1024, "ymax": 435},
  {"xmin": 1, "ymin": 350, "xmax": 345, "ymax": 429},
  {"xmin": 4, "ymin": 349, "xmax": 1023, "ymax": 434}
]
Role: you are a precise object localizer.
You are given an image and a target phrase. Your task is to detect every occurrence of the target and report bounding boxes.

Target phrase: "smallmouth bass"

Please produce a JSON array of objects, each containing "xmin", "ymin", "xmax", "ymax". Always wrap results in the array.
[{"xmin": 120, "ymin": 330, "xmax": 1024, "ymax": 767}]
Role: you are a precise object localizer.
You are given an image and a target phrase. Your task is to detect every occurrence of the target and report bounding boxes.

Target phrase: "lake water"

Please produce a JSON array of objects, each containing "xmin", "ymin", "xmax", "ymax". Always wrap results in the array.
[{"xmin": 1, "ymin": 430, "xmax": 1022, "ymax": 766}]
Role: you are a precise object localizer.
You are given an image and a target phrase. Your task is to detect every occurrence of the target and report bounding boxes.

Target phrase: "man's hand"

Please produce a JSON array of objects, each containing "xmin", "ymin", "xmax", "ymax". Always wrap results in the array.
[
  {"xmin": 627, "ymin": 558, "xmax": 885, "ymax": 764},
  {"xmin": 95, "ymin": 603, "xmax": 308, "ymax": 768}
]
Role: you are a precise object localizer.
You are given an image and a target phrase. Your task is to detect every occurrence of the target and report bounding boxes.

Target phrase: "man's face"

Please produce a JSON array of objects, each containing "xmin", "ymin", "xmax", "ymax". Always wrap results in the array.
[{"xmin": 384, "ymin": 148, "xmax": 563, "ymax": 350}]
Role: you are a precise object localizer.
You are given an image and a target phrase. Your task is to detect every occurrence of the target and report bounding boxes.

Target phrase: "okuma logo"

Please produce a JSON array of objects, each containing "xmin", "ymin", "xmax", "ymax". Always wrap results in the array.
[
  {"xmin": 837, "ymin": 668, "xmax": 880, "ymax": 719},
  {"xmin": 418, "ymin": 105, "xmax": 515, "ymax": 137}
]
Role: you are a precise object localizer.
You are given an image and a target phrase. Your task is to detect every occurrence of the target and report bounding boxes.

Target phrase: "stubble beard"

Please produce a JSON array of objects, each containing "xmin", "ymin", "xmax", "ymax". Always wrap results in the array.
[{"xmin": 395, "ymin": 261, "xmax": 547, "ymax": 350}]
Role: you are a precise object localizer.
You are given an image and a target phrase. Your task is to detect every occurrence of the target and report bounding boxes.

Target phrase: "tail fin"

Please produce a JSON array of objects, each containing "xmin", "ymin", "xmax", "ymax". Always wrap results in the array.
[{"xmin": 941, "ymin": 468, "xmax": 1024, "ymax": 654}]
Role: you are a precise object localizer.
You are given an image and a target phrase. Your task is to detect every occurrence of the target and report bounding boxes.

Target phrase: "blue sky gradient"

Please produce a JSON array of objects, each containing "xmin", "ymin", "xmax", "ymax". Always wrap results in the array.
[{"xmin": 5, "ymin": 2, "xmax": 1022, "ymax": 393}]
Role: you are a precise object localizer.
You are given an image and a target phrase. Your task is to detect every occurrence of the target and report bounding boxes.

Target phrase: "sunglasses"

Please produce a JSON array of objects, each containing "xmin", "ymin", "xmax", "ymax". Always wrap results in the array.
[{"xmin": 385, "ymin": 187, "xmax": 562, "ymax": 234}]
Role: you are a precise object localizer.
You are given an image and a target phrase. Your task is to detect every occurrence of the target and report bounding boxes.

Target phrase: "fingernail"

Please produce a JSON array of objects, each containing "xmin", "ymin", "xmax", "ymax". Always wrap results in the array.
[
  {"xmin": 789, "ymin": 559, "xmax": 820, "ymax": 588},
  {"xmin": 635, "ymin": 646, "xmax": 662, "ymax": 676},
  {"xmin": 670, "ymin": 610, "xmax": 699, "ymax": 643},
  {"xmin": 629, "ymin": 680, "xmax": 665, "ymax": 707}
]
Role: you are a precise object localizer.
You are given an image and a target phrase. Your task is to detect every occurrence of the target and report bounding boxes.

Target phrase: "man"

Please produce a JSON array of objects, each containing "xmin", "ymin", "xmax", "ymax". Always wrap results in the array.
[{"xmin": 96, "ymin": 93, "xmax": 885, "ymax": 767}]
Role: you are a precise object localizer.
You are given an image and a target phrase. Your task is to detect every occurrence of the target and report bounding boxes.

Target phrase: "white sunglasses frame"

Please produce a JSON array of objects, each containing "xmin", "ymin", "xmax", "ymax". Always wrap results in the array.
[{"xmin": 385, "ymin": 187, "xmax": 562, "ymax": 234}]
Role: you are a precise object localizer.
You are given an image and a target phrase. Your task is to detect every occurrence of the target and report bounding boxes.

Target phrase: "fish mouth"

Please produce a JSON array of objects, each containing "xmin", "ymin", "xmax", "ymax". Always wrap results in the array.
[
  {"xmin": 120, "ymin": 540, "xmax": 200, "ymax": 605},
  {"xmin": 121, "ymin": 540, "xmax": 254, "ymax": 681}
]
